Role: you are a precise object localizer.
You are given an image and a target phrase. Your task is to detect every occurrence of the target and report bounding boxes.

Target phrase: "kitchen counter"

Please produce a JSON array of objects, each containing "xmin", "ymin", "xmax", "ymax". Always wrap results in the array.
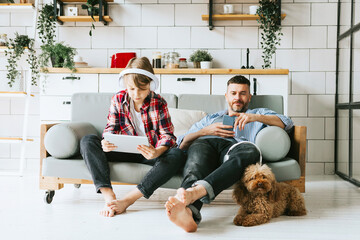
[{"xmin": 42, "ymin": 68, "xmax": 289, "ymax": 75}]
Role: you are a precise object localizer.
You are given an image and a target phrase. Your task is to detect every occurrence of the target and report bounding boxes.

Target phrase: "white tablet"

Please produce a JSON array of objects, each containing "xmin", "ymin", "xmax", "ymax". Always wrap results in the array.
[{"xmin": 103, "ymin": 133, "xmax": 149, "ymax": 154}]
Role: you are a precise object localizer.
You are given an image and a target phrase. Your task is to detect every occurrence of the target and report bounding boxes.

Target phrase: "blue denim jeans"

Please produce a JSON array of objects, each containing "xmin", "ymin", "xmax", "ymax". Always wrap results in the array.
[
  {"xmin": 181, "ymin": 138, "xmax": 260, "ymax": 224},
  {"xmin": 80, "ymin": 134, "xmax": 186, "ymax": 199}
]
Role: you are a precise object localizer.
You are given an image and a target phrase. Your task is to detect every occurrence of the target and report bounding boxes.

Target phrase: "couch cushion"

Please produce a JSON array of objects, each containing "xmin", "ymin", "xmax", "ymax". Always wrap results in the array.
[
  {"xmin": 255, "ymin": 126, "xmax": 291, "ymax": 162},
  {"xmin": 266, "ymin": 158, "xmax": 301, "ymax": 182},
  {"xmin": 44, "ymin": 122, "xmax": 98, "ymax": 159},
  {"xmin": 168, "ymin": 108, "xmax": 207, "ymax": 137}
]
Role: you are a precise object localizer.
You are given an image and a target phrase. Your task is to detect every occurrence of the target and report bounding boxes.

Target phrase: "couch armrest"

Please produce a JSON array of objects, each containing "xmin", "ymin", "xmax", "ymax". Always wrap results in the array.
[
  {"xmin": 40, "ymin": 123, "xmax": 59, "ymax": 177},
  {"xmin": 287, "ymin": 126, "xmax": 307, "ymax": 178}
]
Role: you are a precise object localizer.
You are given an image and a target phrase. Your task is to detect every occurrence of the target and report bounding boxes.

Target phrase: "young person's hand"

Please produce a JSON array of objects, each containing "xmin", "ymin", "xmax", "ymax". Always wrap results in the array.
[
  {"xmin": 137, "ymin": 145, "xmax": 168, "ymax": 160},
  {"xmin": 200, "ymin": 122, "xmax": 235, "ymax": 138},
  {"xmin": 101, "ymin": 139, "xmax": 117, "ymax": 152}
]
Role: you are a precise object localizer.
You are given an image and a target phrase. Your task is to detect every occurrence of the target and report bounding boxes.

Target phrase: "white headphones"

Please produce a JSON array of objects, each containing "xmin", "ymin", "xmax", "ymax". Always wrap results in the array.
[
  {"xmin": 224, "ymin": 141, "xmax": 263, "ymax": 165},
  {"xmin": 119, "ymin": 68, "xmax": 159, "ymax": 91}
]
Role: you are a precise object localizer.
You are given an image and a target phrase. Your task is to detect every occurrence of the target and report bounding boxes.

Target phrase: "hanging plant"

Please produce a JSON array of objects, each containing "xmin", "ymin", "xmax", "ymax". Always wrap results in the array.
[
  {"xmin": 37, "ymin": 4, "xmax": 56, "ymax": 46},
  {"xmin": 256, "ymin": 0, "xmax": 283, "ymax": 69},
  {"xmin": 5, "ymin": 33, "xmax": 39, "ymax": 88},
  {"xmin": 81, "ymin": 0, "xmax": 100, "ymax": 36}
]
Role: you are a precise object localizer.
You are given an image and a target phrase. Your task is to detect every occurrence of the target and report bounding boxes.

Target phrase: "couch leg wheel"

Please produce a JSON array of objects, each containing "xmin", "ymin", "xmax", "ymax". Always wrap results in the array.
[
  {"xmin": 74, "ymin": 184, "xmax": 81, "ymax": 188},
  {"xmin": 44, "ymin": 190, "xmax": 55, "ymax": 204}
]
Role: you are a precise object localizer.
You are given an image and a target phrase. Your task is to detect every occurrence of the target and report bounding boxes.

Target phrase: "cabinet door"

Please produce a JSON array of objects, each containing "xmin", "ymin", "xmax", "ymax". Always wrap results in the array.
[
  {"xmin": 40, "ymin": 96, "xmax": 72, "ymax": 121},
  {"xmin": 161, "ymin": 75, "xmax": 210, "ymax": 95},
  {"xmin": 99, "ymin": 74, "xmax": 161, "ymax": 93},
  {"xmin": 40, "ymin": 74, "xmax": 98, "ymax": 96},
  {"xmin": 212, "ymin": 75, "xmax": 250, "ymax": 95},
  {"xmin": 249, "ymin": 75, "xmax": 289, "ymax": 115}
]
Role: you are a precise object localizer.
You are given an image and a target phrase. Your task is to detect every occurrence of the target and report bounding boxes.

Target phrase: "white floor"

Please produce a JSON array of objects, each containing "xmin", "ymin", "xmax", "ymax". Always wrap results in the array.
[{"xmin": 1, "ymin": 175, "xmax": 360, "ymax": 240}]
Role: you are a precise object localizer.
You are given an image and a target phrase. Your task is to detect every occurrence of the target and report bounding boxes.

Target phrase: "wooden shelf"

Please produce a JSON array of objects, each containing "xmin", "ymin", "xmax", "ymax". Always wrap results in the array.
[
  {"xmin": 0, "ymin": 91, "xmax": 35, "ymax": 97},
  {"xmin": 43, "ymin": 68, "xmax": 289, "ymax": 75},
  {"xmin": 202, "ymin": 14, "xmax": 286, "ymax": 21},
  {"xmin": 0, "ymin": 137, "xmax": 34, "ymax": 143},
  {"xmin": 57, "ymin": 16, "xmax": 113, "ymax": 22}
]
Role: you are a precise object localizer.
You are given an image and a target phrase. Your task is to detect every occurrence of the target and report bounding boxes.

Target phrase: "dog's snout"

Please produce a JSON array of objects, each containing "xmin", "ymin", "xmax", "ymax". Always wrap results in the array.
[{"xmin": 257, "ymin": 182, "xmax": 263, "ymax": 187}]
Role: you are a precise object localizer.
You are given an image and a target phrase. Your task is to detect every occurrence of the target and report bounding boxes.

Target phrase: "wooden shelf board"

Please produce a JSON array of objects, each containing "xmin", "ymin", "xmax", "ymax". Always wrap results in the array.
[
  {"xmin": 43, "ymin": 68, "xmax": 289, "ymax": 75},
  {"xmin": 0, "ymin": 91, "xmax": 34, "ymax": 97},
  {"xmin": 57, "ymin": 16, "xmax": 113, "ymax": 22},
  {"xmin": 0, "ymin": 3, "xmax": 33, "ymax": 6},
  {"xmin": 59, "ymin": 0, "xmax": 113, "ymax": 2},
  {"xmin": 0, "ymin": 137, "xmax": 34, "ymax": 143},
  {"xmin": 202, "ymin": 14, "xmax": 286, "ymax": 21}
]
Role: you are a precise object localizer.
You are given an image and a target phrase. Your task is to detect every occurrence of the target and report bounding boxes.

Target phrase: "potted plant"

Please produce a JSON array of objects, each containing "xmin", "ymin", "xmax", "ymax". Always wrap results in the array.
[
  {"xmin": 256, "ymin": 0, "xmax": 283, "ymax": 69},
  {"xmin": 190, "ymin": 50, "xmax": 213, "ymax": 69},
  {"xmin": 5, "ymin": 33, "xmax": 39, "ymax": 88},
  {"xmin": 39, "ymin": 42, "xmax": 77, "ymax": 70},
  {"xmin": 81, "ymin": 0, "xmax": 100, "ymax": 36}
]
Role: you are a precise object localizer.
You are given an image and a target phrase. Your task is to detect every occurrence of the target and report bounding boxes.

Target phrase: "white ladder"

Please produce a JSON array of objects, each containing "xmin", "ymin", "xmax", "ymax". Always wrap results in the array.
[
  {"xmin": 0, "ymin": 0, "xmax": 39, "ymax": 176},
  {"xmin": 0, "ymin": 73, "xmax": 34, "ymax": 176}
]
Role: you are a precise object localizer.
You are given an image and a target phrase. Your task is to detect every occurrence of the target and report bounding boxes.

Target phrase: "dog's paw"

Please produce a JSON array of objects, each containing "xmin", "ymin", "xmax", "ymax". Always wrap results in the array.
[{"xmin": 233, "ymin": 215, "xmax": 243, "ymax": 226}]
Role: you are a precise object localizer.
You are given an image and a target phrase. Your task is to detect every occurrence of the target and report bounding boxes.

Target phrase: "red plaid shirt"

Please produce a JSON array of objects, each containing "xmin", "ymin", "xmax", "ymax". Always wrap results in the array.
[{"xmin": 103, "ymin": 90, "xmax": 177, "ymax": 148}]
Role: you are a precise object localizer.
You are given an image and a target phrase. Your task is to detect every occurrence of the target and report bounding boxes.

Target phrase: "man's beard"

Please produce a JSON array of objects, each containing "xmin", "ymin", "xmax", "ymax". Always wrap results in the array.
[{"xmin": 231, "ymin": 101, "xmax": 249, "ymax": 113}]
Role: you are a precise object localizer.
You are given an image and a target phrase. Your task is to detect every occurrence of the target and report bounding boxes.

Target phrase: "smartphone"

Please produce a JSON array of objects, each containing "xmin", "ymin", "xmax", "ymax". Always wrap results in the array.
[{"xmin": 223, "ymin": 115, "xmax": 235, "ymax": 131}]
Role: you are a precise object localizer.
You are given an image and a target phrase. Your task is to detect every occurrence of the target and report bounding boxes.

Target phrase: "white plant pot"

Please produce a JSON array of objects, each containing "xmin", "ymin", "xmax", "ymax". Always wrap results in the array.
[{"xmin": 200, "ymin": 61, "xmax": 212, "ymax": 69}]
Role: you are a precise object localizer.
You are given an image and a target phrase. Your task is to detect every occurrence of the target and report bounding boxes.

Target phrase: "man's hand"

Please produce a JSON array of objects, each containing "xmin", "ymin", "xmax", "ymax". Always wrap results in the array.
[
  {"xmin": 200, "ymin": 122, "xmax": 235, "ymax": 138},
  {"xmin": 230, "ymin": 113, "xmax": 259, "ymax": 131},
  {"xmin": 137, "ymin": 145, "xmax": 168, "ymax": 160},
  {"xmin": 101, "ymin": 139, "xmax": 117, "ymax": 152}
]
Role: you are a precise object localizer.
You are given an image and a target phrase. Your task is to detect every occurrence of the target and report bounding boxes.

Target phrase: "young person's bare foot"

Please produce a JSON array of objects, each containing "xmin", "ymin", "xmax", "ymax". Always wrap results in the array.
[
  {"xmin": 99, "ymin": 188, "xmax": 116, "ymax": 217},
  {"xmin": 107, "ymin": 199, "xmax": 132, "ymax": 215},
  {"xmin": 175, "ymin": 186, "xmax": 207, "ymax": 206},
  {"xmin": 165, "ymin": 197, "xmax": 197, "ymax": 233}
]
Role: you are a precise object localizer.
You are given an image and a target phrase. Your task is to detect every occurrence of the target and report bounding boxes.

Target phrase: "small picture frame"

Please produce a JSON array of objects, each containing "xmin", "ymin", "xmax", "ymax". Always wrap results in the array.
[{"xmin": 67, "ymin": 7, "xmax": 78, "ymax": 16}]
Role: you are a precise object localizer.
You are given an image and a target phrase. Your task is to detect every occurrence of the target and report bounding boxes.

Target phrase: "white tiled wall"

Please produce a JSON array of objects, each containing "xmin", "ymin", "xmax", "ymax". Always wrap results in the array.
[{"xmin": 0, "ymin": 1, "xmax": 339, "ymax": 175}]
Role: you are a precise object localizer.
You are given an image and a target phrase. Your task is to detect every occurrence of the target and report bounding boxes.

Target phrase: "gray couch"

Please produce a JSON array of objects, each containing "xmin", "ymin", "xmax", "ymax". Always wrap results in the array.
[{"xmin": 40, "ymin": 93, "xmax": 306, "ymax": 203}]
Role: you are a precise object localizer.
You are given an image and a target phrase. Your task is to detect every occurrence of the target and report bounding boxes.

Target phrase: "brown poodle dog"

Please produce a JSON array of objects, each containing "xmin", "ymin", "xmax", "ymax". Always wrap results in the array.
[{"xmin": 233, "ymin": 163, "xmax": 306, "ymax": 227}]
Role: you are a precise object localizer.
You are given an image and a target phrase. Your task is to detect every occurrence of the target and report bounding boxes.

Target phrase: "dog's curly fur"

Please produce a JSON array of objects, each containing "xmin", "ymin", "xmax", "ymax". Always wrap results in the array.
[{"xmin": 233, "ymin": 163, "xmax": 307, "ymax": 227}]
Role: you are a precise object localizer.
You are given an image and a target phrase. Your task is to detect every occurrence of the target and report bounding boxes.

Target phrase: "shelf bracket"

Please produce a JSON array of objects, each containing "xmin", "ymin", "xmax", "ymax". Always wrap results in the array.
[
  {"xmin": 54, "ymin": 0, "xmax": 64, "ymax": 25},
  {"xmin": 277, "ymin": 0, "xmax": 282, "ymax": 26},
  {"xmin": 99, "ymin": 0, "xmax": 109, "ymax": 25},
  {"xmin": 208, "ymin": 0, "xmax": 213, "ymax": 30}
]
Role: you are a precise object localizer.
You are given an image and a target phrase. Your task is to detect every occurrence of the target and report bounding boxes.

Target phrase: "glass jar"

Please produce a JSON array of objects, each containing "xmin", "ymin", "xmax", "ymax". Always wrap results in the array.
[
  {"xmin": 0, "ymin": 34, "xmax": 7, "ymax": 46},
  {"xmin": 165, "ymin": 52, "xmax": 179, "ymax": 69},
  {"xmin": 179, "ymin": 58, "xmax": 188, "ymax": 68},
  {"xmin": 152, "ymin": 51, "xmax": 162, "ymax": 68}
]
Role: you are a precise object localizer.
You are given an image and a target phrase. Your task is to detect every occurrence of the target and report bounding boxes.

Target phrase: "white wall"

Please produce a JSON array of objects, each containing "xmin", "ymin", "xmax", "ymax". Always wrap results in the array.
[{"xmin": 0, "ymin": 0, "xmax": 339, "ymax": 175}]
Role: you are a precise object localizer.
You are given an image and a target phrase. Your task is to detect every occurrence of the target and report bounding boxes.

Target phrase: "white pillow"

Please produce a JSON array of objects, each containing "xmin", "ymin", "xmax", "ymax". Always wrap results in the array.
[{"xmin": 169, "ymin": 108, "xmax": 207, "ymax": 137}]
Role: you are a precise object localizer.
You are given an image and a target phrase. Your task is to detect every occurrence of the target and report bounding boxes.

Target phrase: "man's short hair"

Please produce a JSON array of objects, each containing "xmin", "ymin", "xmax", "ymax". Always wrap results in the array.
[{"xmin": 227, "ymin": 75, "xmax": 251, "ymax": 87}]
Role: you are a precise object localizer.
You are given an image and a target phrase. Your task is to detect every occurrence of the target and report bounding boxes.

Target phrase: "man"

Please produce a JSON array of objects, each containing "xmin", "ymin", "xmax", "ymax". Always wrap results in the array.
[{"xmin": 165, "ymin": 75, "xmax": 293, "ymax": 232}]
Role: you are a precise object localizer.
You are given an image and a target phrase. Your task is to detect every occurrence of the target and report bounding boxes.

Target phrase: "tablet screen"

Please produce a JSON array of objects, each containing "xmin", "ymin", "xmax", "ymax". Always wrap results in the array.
[{"xmin": 103, "ymin": 133, "xmax": 149, "ymax": 154}]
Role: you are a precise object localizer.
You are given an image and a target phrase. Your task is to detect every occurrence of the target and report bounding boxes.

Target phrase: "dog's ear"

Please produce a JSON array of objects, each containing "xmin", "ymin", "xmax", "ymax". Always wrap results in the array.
[
  {"xmin": 233, "ymin": 181, "xmax": 249, "ymax": 204},
  {"xmin": 268, "ymin": 180, "xmax": 278, "ymax": 202}
]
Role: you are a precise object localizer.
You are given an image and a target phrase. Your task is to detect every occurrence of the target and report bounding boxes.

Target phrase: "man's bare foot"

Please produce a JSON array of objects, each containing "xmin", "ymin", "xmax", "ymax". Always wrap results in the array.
[
  {"xmin": 99, "ymin": 187, "xmax": 116, "ymax": 217},
  {"xmin": 175, "ymin": 186, "xmax": 207, "ymax": 206},
  {"xmin": 165, "ymin": 197, "xmax": 197, "ymax": 233},
  {"xmin": 107, "ymin": 199, "xmax": 132, "ymax": 215}
]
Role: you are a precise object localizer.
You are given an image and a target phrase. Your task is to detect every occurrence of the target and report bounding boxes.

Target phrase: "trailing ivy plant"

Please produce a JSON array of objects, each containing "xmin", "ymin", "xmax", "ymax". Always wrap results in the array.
[
  {"xmin": 81, "ymin": 0, "xmax": 100, "ymax": 36},
  {"xmin": 37, "ymin": 4, "xmax": 56, "ymax": 46},
  {"xmin": 5, "ymin": 33, "xmax": 39, "ymax": 88},
  {"xmin": 256, "ymin": 0, "xmax": 283, "ymax": 69}
]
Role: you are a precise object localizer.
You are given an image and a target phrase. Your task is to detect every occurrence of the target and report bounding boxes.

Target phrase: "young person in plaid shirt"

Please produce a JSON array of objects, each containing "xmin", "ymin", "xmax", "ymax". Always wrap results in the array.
[{"xmin": 80, "ymin": 57, "xmax": 185, "ymax": 217}]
